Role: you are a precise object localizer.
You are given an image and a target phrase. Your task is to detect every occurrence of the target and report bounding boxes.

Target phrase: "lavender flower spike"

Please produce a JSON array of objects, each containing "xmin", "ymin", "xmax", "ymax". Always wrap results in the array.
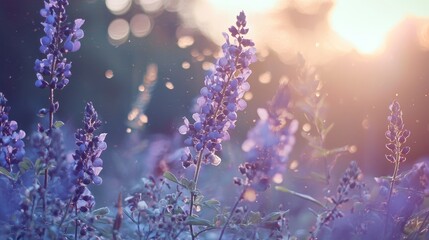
[
  {"xmin": 0, "ymin": 92, "xmax": 26, "ymax": 172},
  {"xmin": 385, "ymin": 100, "xmax": 410, "ymax": 163},
  {"xmin": 34, "ymin": 0, "xmax": 84, "ymax": 90},
  {"xmin": 179, "ymin": 11, "xmax": 256, "ymax": 167},
  {"xmin": 72, "ymin": 102, "xmax": 106, "ymax": 207}
]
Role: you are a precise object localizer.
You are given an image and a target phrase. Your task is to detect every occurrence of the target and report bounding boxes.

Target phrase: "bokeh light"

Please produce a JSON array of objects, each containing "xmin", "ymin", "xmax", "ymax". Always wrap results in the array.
[
  {"xmin": 108, "ymin": 18, "xmax": 130, "ymax": 45},
  {"xmin": 105, "ymin": 0, "xmax": 132, "ymax": 15},
  {"xmin": 130, "ymin": 14, "xmax": 152, "ymax": 38}
]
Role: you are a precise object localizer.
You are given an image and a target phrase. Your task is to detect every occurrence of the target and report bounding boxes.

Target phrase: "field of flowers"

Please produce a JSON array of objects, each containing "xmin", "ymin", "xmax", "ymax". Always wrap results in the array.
[{"xmin": 1, "ymin": 1, "xmax": 429, "ymax": 239}]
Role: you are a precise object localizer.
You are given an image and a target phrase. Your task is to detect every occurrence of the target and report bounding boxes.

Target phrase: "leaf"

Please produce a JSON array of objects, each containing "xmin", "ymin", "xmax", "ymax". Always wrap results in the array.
[
  {"xmin": 247, "ymin": 211, "xmax": 262, "ymax": 225},
  {"xmin": 321, "ymin": 123, "xmax": 334, "ymax": 140},
  {"xmin": 92, "ymin": 207, "xmax": 110, "ymax": 216},
  {"xmin": 204, "ymin": 199, "xmax": 220, "ymax": 209},
  {"xmin": 35, "ymin": 158, "xmax": 44, "ymax": 175},
  {"xmin": 324, "ymin": 145, "xmax": 349, "ymax": 157},
  {"xmin": 275, "ymin": 186, "xmax": 325, "ymax": 208},
  {"xmin": 0, "ymin": 167, "xmax": 16, "ymax": 181},
  {"xmin": 163, "ymin": 171, "xmax": 180, "ymax": 185},
  {"xmin": 185, "ymin": 216, "xmax": 213, "ymax": 227},
  {"xmin": 181, "ymin": 177, "xmax": 196, "ymax": 191},
  {"xmin": 54, "ymin": 120, "xmax": 65, "ymax": 129},
  {"xmin": 261, "ymin": 210, "xmax": 289, "ymax": 223},
  {"xmin": 19, "ymin": 158, "xmax": 33, "ymax": 173}
]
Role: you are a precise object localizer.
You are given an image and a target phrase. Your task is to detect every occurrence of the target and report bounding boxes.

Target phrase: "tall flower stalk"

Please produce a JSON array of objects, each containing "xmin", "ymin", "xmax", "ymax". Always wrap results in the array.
[
  {"xmin": 34, "ymin": 0, "xmax": 84, "ymax": 211},
  {"xmin": 71, "ymin": 102, "xmax": 107, "ymax": 239},
  {"xmin": 219, "ymin": 83, "xmax": 297, "ymax": 239},
  {"xmin": 179, "ymin": 11, "xmax": 256, "ymax": 239},
  {"xmin": 0, "ymin": 93, "xmax": 26, "ymax": 174},
  {"xmin": 383, "ymin": 100, "xmax": 410, "ymax": 238}
]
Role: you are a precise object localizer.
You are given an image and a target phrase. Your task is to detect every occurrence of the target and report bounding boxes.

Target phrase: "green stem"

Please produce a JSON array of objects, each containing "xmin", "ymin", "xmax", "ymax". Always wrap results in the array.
[
  {"xmin": 218, "ymin": 188, "xmax": 245, "ymax": 240},
  {"xmin": 383, "ymin": 156, "xmax": 400, "ymax": 239},
  {"xmin": 75, "ymin": 205, "xmax": 78, "ymax": 240}
]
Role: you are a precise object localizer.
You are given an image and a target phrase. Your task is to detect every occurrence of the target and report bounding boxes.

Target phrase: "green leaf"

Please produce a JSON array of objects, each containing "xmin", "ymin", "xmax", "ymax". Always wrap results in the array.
[
  {"xmin": 275, "ymin": 186, "xmax": 325, "ymax": 208},
  {"xmin": 248, "ymin": 211, "xmax": 262, "ymax": 225},
  {"xmin": 19, "ymin": 158, "xmax": 33, "ymax": 173},
  {"xmin": 261, "ymin": 210, "xmax": 289, "ymax": 223},
  {"xmin": 35, "ymin": 158, "xmax": 44, "ymax": 175},
  {"xmin": 54, "ymin": 120, "xmax": 65, "ymax": 129},
  {"xmin": 163, "ymin": 171, "xmax": 180, "ymax": 185},
  {"xmin": 180, "ymin": 177, "xmax": 196, "ymax": 191},
  {"xmin": 185, "ymin": 216, "xmax": 213, "ymax": 227},
  {"xmin": 0, "ymin": 167, "xmax": 16, "ymax": 181},
  {"xmin": 204, "ymin": 199, "xmax": 220, "ymax": 209},
  {"xmin": 92, "ymin": 207, "xmax": 110, "ymax": 216}
]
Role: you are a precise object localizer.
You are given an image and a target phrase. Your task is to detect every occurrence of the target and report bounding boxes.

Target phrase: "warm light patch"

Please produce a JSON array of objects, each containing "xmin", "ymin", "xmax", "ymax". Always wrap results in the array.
[
  {"xmin": 244, "ymin": 92, "xmax": 253, "ymax": 101},
  {"xmin": 108, "ymin": 18, "xmax": 130, "ymax": 45},
  {"xmin": 206, "ymin": 0, "xmax": 279, "ymax": 13},
  {"xmin": 258, "ymin": 71, "xmax": 271, "ymax": 84},
  {"xmin": 182, "ymin": 61, "xmax": 190, "ymax": 69},
  {"xmin": 272, "ymin": 173, "xmax": 283, "ymax": 184},
  {"xmin": 130, "ymin": 14, "xmax": 152, "ymax": 38},
  {"xmin": 105, "ymin": 0, "xmax": 131, "ymax": 15},
  {"xmin": 302, "ymin": 123, "xmax": 311, "ymax": 132},
  {"xmin": 105, "ymin": 69, "xmax": 114, "ymax": 79},
  {"xmin": 139, "ymin": 0, "xmax": 163, "ymax": 13},
  {"xmin": 139, "ymin": 114, "xmax": 148, "ymax": 124},
  {"xmin": 177, "ymin": 36, "xmax": 195, "ymax": 48},
  {"xmin": 165, "ymin": 81, "xmax": 174, "ymax": 90},
  {"xmin": 289, "ymin": 160, "xmax": 299, "ymax": 170},
  {"xmin": 202, "ymin": 61, "xmax": 214, "ymax": 71},
  {"xmin": 330, "ymin": 1, "xmax": 429, "ymax": 54},
  {"xmin": 243, "ymin": 188, "xmax": 257, "ymax": 202},
  {"xmin": 348, "ymin": 145, "xmax": 358, "ymax": 154}
]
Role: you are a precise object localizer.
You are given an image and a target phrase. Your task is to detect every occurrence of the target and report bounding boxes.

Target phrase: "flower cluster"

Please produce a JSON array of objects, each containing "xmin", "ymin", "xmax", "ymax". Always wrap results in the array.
[
  {"xmin": 124, "ymin": 177, "xmax": 188, "ymax": 239},
  {"xmin": 34, "ymin": 0, "xmax": 84, "ymax": 90},
  {"xmin": 385, "ymin": 100, "xmax": 411, "ymax": 163},
  {"xmin": 321, "ymin": 161, "xmax": 363, "ymax": 226},
  {"xmin": 72, "ymin": 102, "xmax": 106, "ymax": 209},
  {"xmin": 236, "ymin": 84, "xmax": 298, "ymax": 191},
  {"xmin": 179, "ymin": 11, "xmax": 256, "ymax": 167},
  {"xmin": 0, "ymin": 92, "xmax": 26, "ymax": 172}
]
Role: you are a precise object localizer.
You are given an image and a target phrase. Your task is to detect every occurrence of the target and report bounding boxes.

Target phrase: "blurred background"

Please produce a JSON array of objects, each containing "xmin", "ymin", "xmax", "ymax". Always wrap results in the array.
[{"xmin": 1, "ymin": 0, "xmax": 429, "ymax": 208}]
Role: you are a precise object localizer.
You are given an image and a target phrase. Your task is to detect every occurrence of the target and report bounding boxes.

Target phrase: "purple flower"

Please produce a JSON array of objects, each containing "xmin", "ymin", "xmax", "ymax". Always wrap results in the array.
[
  {"xmin": 72, "ymin": 102, "xmax": 106, "ymax": 206},
  {"xmin": 237, "ymin": 84, "xmax": 298, "ymax": 191},
  {"xmin": 179, "ymin": 11, "xmax": 256, "ymax": 167},
  {"xmin": 34, "ymin": 0, "xmax": 84, "ymax": 90},
  {"xmin": 385, "ymin": 100, "xmax": 410, "ymax": 163},
  {"xmin": 0, "ymin": 92, "xmax": 26, "ymax": 172}
]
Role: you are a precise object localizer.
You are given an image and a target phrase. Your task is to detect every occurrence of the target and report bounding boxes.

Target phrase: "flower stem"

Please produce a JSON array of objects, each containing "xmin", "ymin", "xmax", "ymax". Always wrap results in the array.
[
  {"xmin": 219, "ymin": 188, "xmax": 245, "ymax": 240},
  {"xmin": 383, "ymin": 154, "xmax": 400, "ymax": 239}
]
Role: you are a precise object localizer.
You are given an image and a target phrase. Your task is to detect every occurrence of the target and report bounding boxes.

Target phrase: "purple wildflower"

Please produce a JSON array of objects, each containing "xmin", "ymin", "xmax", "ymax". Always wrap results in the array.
[
  {"xmin": 238, "ymin": 84, "xmax": 298, "ymax": 191},
  {"xmin": 0, "ymin": 92, "xmax": 26, "ymax": 172},
  {"xmin": 385, "ymin": 100, "xmax": 410, "ymax": 163},
  {"xmin": 179, "ymin": 11, "xmax": 256, "ymax": 167},
  {"xmin": 34, "ymin": 0, "xmax": 84, "ymax": 90},
  {"xmin": 72, "ymin": 102, "xmax": 106, "ymax": 206}
]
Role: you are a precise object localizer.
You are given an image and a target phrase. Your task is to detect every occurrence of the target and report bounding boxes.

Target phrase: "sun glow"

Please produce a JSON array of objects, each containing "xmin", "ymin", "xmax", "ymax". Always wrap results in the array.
[
  {"xmin": 330, "ymin": 0, "xmax": 429, "ymax": 54},
  {"xmin": 206, "ymin": 0, "xmax": 279, "ymax": 13}
]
